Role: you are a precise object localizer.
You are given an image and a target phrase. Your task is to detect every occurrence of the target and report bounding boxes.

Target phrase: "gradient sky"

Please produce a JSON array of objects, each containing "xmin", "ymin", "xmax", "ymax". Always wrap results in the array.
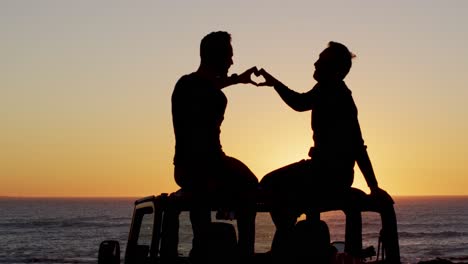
[{"xmin": 2, "ymin": 1, "xmax": 468, "ymax": 197}]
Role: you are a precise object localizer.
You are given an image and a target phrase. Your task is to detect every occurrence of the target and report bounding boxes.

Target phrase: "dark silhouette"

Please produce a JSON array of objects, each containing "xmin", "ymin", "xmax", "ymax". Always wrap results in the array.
[
  {"xmin": 257, "ymin": 41, "xmax": 392, "ymax": 258},
  {"xmin": 171, "ymin": 31, "xmax": 259, "ymax": 260}
]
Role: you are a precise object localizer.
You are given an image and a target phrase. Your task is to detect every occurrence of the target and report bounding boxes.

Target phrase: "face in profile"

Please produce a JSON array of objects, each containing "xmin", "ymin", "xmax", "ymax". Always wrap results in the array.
[
  {"xmin": 313, "ymin": 48, "xmax": 337, "ymax": 82},
  {"xmin": 214, "ymin": 44, "xmax": 233, "ymax": 78}
]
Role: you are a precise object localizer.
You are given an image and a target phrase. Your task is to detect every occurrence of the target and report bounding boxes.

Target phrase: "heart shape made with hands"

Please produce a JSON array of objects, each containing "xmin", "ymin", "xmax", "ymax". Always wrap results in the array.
[
  {"xmin": 251, "ymin": 70, "xmax": 266, "ymax": 86},
  {"xmin": 232, "ymin": 67, "xmax": 267, "ymax": 86}
]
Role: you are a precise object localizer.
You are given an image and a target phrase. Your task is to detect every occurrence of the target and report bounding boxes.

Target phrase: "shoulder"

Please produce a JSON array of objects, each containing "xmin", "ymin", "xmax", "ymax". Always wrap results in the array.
[
  {"xmin": 175, "ymin": 73, "xmax": 197, "ymax": 88},
  {"xmin": 173, "ymin": 73, "xmax": 200, "ymax": 95},
  {"xmin": 173, "ymin": 74, "xmax": 193, "ymax": 102}
]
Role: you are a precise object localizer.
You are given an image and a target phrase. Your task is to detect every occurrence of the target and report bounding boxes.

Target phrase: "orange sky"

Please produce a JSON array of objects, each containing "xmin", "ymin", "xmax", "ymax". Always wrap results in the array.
[{"xmin": 1, "ymin": 1, "xmax": 468, "ymax": 197}]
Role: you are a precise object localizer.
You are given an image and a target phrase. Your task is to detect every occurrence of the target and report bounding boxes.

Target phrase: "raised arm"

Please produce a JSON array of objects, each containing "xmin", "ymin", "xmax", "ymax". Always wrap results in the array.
[
  {"xmin": 258, "ymin": 68, "xmax": 313, "ymax": 112},
  {"xmin": 217, "ymin": 66, "xmax": 259, "ymax": 89}
]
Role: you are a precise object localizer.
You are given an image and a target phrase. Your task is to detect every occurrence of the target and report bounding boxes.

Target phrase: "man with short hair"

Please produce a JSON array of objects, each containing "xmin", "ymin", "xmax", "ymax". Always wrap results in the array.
[
  {"xmin": 172, "ymin": 31, "xmax": 259, "ymax": 259},
  {"xmin": 258, "ymin": 41, "xmax": 389, "ymax": 257}
]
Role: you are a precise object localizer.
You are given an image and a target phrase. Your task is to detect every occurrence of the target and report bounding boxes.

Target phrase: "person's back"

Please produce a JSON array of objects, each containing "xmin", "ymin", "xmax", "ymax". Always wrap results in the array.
[
  {"xmin": 172, "ymin": 73, "xmax": 226, "ymax": 163},
  {"xmin": 306, "ymin": 80, "xmax": 363, "ymax": 187},
  {"xmin": 310, "ymin": 81, "xmax": 362, "ymax": 154},
  {"xmin": 172, "ymin": 73, "xmax": 227, "ymax": 188}
]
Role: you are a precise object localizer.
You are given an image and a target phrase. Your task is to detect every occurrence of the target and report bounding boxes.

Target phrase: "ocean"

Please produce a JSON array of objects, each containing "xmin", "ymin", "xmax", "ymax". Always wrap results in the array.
[{"xmin": 1, "ymin": 196, "xmax": 467, "ymax": 264}]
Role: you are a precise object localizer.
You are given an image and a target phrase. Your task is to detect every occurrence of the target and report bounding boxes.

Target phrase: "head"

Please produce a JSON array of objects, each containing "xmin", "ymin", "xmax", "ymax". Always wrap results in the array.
[
  {"xmin": 313, "ymin": 41, "xmax": 355, "ymax": 82},
  {"xmin": 200, "ymin": 31, "xmax": 233, "ymax": 78}
]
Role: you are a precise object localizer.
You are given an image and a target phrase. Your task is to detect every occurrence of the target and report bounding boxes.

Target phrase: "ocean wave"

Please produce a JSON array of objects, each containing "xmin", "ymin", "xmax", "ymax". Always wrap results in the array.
[
  {"xmin": 398, "ymin": 231, "xmax": 468, "ymax": 239},
  {"xmin": 0, "ymin": 218, "xmax": 130, "ymax": 229},
  {"xmin": 449, "ymin": 255, "xmax": 468, "ymax": 261},
  {"xmin": 398, "ymin": 222, "xmax": 468, "ymax": 229},
  {"xmin": 0, "ymin": 257, "xmax": 94, "ymax": 264}
]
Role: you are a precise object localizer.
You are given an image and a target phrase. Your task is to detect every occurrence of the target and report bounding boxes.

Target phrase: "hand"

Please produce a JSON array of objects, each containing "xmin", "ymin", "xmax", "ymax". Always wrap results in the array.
[
  {"xmin": 257, "ymin": 68, "xmax": 281, "ymax": 87},
  {"xmin": 370, "ymin": 186, "xmax": 394, "ymax": 204},
  {"xmin": 235, "ymin": 66, "xmax": 260, "ymax": 86}
]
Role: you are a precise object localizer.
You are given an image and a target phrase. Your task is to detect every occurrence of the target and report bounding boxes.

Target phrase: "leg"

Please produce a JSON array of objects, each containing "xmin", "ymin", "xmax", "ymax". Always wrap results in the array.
[
  {"xmin": 189, "ymin": 197, "xmax": 212, "ymax": 254},
  {"xmin": 270, "ymin": 207, "xmax": 298, "ymax": 258},
  {"xmin": 236, "ymin": 197, "xmax": 257, "ymax": 258},
  {"xmin": 221, "ymin": 156, "xmax": 258, "ymax": 258},
  {"xmin": 174, "ymin": 165, "xmax": 216, "ymax": 257},
  {"xmin": 260, "ymin": 160, "xmax": 312, "ymax": 258}
]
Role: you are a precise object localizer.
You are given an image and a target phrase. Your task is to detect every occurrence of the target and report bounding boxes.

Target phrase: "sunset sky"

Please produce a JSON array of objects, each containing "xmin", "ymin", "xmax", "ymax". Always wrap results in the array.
[{"xmin": 2, "ymin": 1, "xmax": 468, "ymax": 197}]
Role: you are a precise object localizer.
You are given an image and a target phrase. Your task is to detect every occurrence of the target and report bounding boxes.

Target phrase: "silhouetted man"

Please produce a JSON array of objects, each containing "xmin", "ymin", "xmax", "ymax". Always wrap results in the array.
[
  {"xmin": 258, "ymin": 41, "xmax": 390, "ymax": 257},
  {"xmin": 172, "ymin": 31, "xmax": 258, "ymax": 259}
]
